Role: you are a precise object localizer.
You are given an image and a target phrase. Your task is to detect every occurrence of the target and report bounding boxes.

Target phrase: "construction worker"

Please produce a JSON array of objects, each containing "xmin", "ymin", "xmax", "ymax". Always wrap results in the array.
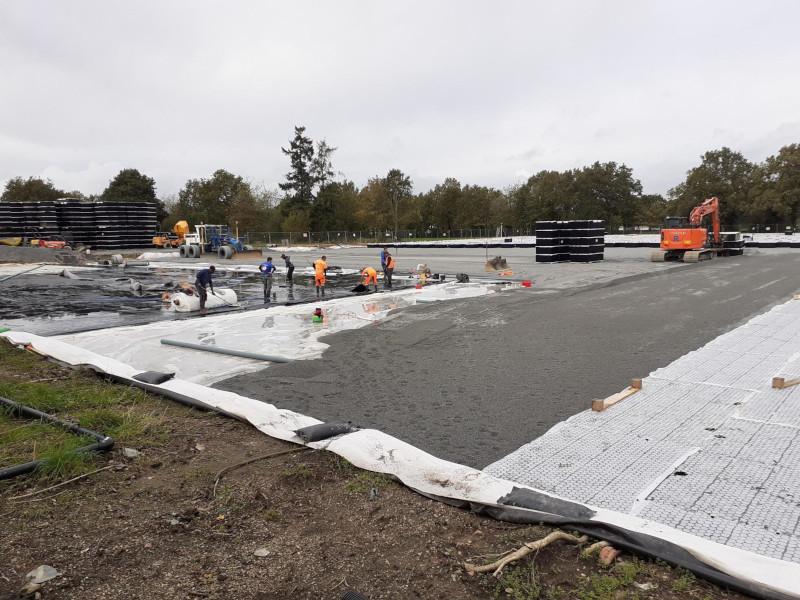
[
  {"xmin": 194, "ymin": 265, "xmax": 216, "ymax": 310},
  {"xmin": 361, "ymin": 266, "xmax": 379, "ymax": 292},
  {"xmin": 280, "ymin": 253, "xmax": 294, "ymax": 284},
  {"xmin": 384, "ymin": 251, "xmax": 395, "ymax": 290},
  {"xmin": 313, "ymin": 255, "xmax": 327, "ymax": 297},
  {"xmin": 380, "ymin": 246, "xmax": 388, "ymax": 279},
  {"xmin": 259, "ymin": 256, "xmax": 277, "ymax": 301}
]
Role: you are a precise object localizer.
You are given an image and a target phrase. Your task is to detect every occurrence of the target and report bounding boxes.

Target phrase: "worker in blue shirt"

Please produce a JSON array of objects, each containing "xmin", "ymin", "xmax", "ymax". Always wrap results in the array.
[
  {"xmin": 194, "ymin": 265, "xmax": 216, "ymax": 310},
  {"xmin": 259, "ymin": 256, "xmax": 277, "ymax": 301}
]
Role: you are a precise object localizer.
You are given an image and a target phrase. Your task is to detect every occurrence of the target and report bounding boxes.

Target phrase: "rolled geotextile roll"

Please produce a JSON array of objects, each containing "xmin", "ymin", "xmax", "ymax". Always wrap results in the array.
[
  {"xmin": 160, "ymin": 338, "xmax": 292, "ymax": 363},
  {"xmin": 111, "ymin": 254, "xmax": 124, "ymax": 265},
  {"xmin": 124, "ymin": 260, "xmax": 150, "ymax": 267}
]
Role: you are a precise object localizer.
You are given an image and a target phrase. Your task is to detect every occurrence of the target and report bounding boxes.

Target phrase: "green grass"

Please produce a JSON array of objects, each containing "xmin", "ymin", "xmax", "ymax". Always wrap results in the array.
[
  {"xmin": 671, "ymin": 569, "xmax": 696, "ymax": 592},
  {"xmin": 345, "ymin": 470, "xmax": 393, "ymax": 494},
  {"xmin": 0, "ymin": 341, "xmax": 171, "ymax": 479},
  {"xmin": 493, "ymin": 564, "xmax": 541, "ymax": 599},
  {"xmin": 575, "ymin": 560, "xmax": 645, "ymax": 600}
]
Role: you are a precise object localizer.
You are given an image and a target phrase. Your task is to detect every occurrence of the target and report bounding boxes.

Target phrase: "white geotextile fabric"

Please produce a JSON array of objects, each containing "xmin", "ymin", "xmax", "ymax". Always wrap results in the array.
[
  {"xmin": 0, "ymin": 263, "xmax": 100, "ymax": 277},
  {"xmin": 2, "ymin": 329, "xmax": 799, "ymax": 598},
  {"xmin": 170, "ymin": 288, "xmax": 238, "ymax": 312},
  {"xmin": 55, "ymin": 283, "xmax": 498, "ymax": 385}
]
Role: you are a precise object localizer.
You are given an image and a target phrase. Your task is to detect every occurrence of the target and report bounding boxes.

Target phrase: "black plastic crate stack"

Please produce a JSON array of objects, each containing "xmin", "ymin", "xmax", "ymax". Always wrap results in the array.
[
  {"xmin": 536, "ymin": 219, "xmax": 605, "ymax": 263},
  {"xmin": 0, "ymin": 200, "xmax": 157, "ymax": 248},
  {"xmin": 568, "ymin": 220, "xmax": 605, "ymax": 262},
  {"xmin": 535, "ymin": 221, "xmax": 569, "ymax": 263},
  {"xmin": 720, "ymin": 231, "xmax": 744, "ymax": 255},
  {"xmin": 0, "ymin": 201, "xmax": 60, "ymax": 239}
]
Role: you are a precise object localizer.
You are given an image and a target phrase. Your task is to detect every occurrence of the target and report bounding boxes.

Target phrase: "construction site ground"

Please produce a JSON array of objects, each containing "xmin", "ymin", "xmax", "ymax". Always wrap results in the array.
[
  {"xmin": 218, "ymin": 248, "xmax": 800, "ymax": 467},
  {"xmin": 0, "ymin": 344, "xmax": 747, "ymax": 600}
]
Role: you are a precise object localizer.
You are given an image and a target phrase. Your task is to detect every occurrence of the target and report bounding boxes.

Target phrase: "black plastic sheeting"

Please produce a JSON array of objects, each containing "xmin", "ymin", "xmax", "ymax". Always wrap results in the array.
[
  {"xmin": 421, "ymin": 490, "xmax": 794, "ymax": 600},
  {"xmin": 0, "ymin": 395, "xmax": 114, "ymax": 480},
  {"xmin": 295, "ymin": 422, "xmax": 359, "ymax": 443}
]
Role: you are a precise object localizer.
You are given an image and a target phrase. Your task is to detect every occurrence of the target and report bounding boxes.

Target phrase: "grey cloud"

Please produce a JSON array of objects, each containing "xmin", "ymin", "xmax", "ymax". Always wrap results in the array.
[{"xmin": 1, "ymin": 0, "xmax": 799, "ymax": 198}]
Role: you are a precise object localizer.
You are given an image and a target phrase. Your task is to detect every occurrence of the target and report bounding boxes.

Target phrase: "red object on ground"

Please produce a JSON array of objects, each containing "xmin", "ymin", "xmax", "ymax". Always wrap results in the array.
[
  {"xmin": 521, "ymin": 280, "xmax": 532, "ymax": 287},
  {"xmin": 415, "ymin": 284, "xmax": 422, "ymax": 289},
  {"xmin": 598, "ymin": 546, "xmax": 621, "ymax": 566}
]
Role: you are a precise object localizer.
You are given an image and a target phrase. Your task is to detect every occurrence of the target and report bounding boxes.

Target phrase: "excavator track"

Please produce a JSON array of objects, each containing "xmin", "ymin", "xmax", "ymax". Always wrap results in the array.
[
  {"xmin": 650, "ymin": 251, "xmax": 666, "ymax": 262},
  {"xmin": 683, "ymin": 250, "xmax": 713, "ymax": 263}
]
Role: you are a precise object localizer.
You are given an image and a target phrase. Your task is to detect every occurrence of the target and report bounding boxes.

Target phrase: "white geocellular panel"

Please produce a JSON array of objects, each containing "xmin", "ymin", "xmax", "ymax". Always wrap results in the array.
[
  {"xmin": 486, "ymin": 297, "xmax": 800, "ymax": 565},
  {"xmin": 56, "ymin": 283, "xmax": 498, "ymax": 384}
]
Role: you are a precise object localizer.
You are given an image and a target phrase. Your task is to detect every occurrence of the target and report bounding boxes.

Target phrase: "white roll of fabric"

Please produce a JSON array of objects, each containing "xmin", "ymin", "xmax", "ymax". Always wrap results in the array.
[{"xmin": 170, "ymin": 288, "xmax": 238, "ymax": 312}]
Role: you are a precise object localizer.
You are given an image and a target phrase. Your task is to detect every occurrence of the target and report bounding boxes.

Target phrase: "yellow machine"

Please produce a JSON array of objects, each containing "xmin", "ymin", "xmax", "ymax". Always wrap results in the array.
[{"xmin": 152, "ymin": 220, "xmax": 191, "ymax": 248}]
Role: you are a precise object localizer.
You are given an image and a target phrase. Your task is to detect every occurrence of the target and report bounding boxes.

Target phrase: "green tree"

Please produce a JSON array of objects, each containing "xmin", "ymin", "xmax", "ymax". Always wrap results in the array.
[
  {"xmin": 101, "ymin": 169, "xmax": 157, "ymax": 203},
  {"xmin": 511, "ymin": 170, "xmax": 576, "ymax": 226},
  {"xmin": 1, "ymin": 177, "xmax": 66, "ymax": 202},
  {"xmin": 175, "ymin": 169, "xmax": 250, "ymax": 226},
  {"xmin": 279, "ymin": 126, "xmax": 316, "ymax": 214},
  {"xmin": 750, "ymin": 144, "xmax": 800, "ymax": 226},
  {"xmin": 573, "ymin": 162, "xmax": 642, "ymax": 228},
  {"xmin": 427, "ymin": 177, "xmax": 462, "ymax": 232},
  {"xmin": 384, "ymin": 168, "xmax": 413, "ymax": 239},
  {"xmin": 668, "ymin": 148, "xmax": 755, "ymax": 227}
]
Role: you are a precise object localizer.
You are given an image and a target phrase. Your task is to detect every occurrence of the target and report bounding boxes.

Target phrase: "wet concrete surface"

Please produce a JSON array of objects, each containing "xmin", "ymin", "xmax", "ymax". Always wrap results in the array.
[{"xmin": 216, "ymin": 249, "xmax": 800, "ymax": 468}]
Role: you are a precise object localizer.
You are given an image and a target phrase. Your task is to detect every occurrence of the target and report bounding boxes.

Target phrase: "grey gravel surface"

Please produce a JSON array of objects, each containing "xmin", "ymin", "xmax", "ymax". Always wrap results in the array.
[{"xmin": 216, "ymin": 249, "xmax": 800, "ymax": 467}]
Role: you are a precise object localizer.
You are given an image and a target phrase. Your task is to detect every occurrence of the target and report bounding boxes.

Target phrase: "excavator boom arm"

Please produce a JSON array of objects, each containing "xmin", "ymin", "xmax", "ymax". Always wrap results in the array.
[{"xmin": 689, "ymin": 197, "xmax": 720, "ymax": 244}]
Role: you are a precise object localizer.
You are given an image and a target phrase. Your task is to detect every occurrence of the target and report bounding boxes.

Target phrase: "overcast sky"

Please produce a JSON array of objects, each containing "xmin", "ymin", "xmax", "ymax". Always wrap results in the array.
[{"xmin": 1, "ymin": 1, "xmax": 799, "ymax": 199}]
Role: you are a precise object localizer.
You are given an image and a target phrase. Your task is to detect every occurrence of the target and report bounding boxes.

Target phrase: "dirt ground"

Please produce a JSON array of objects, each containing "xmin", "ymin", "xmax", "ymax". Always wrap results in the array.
[{"xmin": 0, "ymin": 348, "xmax": 751, "ymax": 600}]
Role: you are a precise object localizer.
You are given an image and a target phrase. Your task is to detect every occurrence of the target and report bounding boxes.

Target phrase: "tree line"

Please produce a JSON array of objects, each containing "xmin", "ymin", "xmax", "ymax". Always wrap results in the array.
[{"xmin": 2, "ymin": 127, "xmax": 799, "ymax": 235}]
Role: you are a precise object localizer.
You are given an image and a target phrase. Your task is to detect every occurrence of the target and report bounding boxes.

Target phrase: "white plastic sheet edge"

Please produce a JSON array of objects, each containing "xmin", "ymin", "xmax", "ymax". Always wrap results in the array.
[{"xmin": 2, "ymin": 330, "xmax": 799, "ymax": 598}]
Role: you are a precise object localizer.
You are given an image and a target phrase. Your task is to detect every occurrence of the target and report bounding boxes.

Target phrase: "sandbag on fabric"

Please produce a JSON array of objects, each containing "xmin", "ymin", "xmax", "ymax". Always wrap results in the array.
[
  {"xmin": 295, "ymin": 422, "xmax": 359, "ymax": 442},
  {"xmin": 132, "ymin": 371, "xmax": 176, "ymax": 384}
]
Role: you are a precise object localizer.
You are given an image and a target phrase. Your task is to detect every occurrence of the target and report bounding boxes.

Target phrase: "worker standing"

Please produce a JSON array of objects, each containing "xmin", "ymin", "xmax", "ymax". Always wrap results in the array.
[
  {"xmin": 194, "ymin": 265, "xmax": 216, "ymax": 310},
  {"xmin": 313, "ymin": 255, "xmax": 327, "ymax": 297},
  {"xmin": 259, "ymin": 256, "xmax": 277, "ymax": 301},
  {"xmin": 380, "ymin": 246, "xmax": 388, "ymax": 280},
  {"xmin": 280, "ymin": 253, "xmax": 294, "ymax": 284},
  {"xmin": 384, "ymin": 251, "xmax": 395, "ymax": 290},
  {"xmin": 361, "ymin": 266, "xmax": 379, "ymax": 292}
]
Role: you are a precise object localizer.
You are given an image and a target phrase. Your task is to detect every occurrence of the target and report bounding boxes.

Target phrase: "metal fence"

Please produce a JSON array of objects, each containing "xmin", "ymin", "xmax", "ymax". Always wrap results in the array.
[{"xmin": 242, "ymin": 223, "xmax": 797, "ymax": 246}]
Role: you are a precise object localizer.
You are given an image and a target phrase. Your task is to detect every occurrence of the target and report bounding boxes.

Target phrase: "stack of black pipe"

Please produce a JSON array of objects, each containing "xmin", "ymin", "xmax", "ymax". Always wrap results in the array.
[
  {"xmin": 534, "ymin": 221, "xmax": 568, "ymax": 263},
  {"xmin": 0, "ymin": 201, "xmax": 60, "ymax": 239},
  {"xmin": 535, "ymin": 220, "xmax": 605, "ymax": 263},
  {"xmin": 0, "ymin": 200, "xmax": 157, "ymax": 249}
]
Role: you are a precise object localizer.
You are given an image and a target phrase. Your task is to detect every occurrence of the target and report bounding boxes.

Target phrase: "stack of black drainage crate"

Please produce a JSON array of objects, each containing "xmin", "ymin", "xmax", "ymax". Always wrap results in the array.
[
  {"xmin": 0, "ymin": 200, "xmax": 157, "ymax": 249},
  {"xmin": 535, "ymin": 220, "xmax": 605, "ymax": 263}
]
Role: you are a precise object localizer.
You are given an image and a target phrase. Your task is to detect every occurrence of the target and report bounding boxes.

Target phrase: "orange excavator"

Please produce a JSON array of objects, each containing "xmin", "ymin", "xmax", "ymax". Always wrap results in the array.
[{"xmin": 651, "ymin": 197, "xmax": 743, "ymax": 262}]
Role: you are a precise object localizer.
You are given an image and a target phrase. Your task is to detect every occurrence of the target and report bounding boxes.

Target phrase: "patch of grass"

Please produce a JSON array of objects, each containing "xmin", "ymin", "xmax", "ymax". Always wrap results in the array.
[
  {"xmin": 332, "ymin": 455, "xmax": 357, "ymax": 477},
  {"xmin": 344, "ymin": 470, "xmax": 392, "ymax": 494},
  {"xmin": 37, "ymin": 437, "xmax": 98, "ymax": 480},
  {"xmin": 262, "ymin": 509, "xmax": 281, "ymax": 521},
  {"xmin": 0, "ymin": 342, "xmax": 168, "ymax": 479},
  {"xmin": 575, "ymin": 560, "xmax": 644, "ymax": 600},
  {"xmin": 282, "ymin": 462, "xmax": 314, "ymax": 480},
  {"xmin": 492, "ymin": 565, "xmax": 541, "ymax": 599},
  {"xmin": 671, "ymin": 568, "xmax": 696, "ymax": 592}
]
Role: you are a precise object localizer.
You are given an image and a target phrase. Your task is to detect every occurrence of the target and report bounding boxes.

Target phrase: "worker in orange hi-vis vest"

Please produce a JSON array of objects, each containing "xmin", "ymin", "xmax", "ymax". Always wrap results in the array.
[
  {"xmin": 384, "ymin": 251, "xmax": 396, "ymax": 290},
  {"xmin": 313, "ymin": 255, "xmax": 327, "ymax": 297},
  {"xmin": 361, "ymin": 266, "xmax": 379, "ymax": 292}
]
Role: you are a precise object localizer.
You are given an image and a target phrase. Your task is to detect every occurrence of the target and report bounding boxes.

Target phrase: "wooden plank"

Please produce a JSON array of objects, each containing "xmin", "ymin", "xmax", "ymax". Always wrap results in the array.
[
  {"xmin": 592, "ymin": 379, "xmax": 642, "ymax": 412},
  {"xmin": 772, "ymin": 377, "xmax": 800, "ymax": 389}
]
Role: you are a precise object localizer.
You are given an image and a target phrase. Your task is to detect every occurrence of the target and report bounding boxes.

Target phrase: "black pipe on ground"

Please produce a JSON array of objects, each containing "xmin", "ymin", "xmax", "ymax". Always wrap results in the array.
[{"xmin": 0, "ymin": 395, "xmax": 114, "ymax": 480}]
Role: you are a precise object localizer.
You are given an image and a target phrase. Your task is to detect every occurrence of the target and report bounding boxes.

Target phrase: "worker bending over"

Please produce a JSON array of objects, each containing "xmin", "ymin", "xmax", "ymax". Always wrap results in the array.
[
  {"xmin": 194, "ymin": 265, "xmax": 216, "ymax": 310},
  {"xmin": 280, "ymin": 253, "xmax": 294, "ymax": 284},
  {"xmin": 259, "ymin": 256, "xmax": 277, "ymax": 301},
  {"xmin": 384, "ymin": 251, "xmax": 395, "ymax": 290},
  {"xmin": 313, "ymin": 255, "xmax": 327, "ymax": 297},
  {"xmin": 361, "ymin": 266, "xmax": 379, "ymax": 292}
]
